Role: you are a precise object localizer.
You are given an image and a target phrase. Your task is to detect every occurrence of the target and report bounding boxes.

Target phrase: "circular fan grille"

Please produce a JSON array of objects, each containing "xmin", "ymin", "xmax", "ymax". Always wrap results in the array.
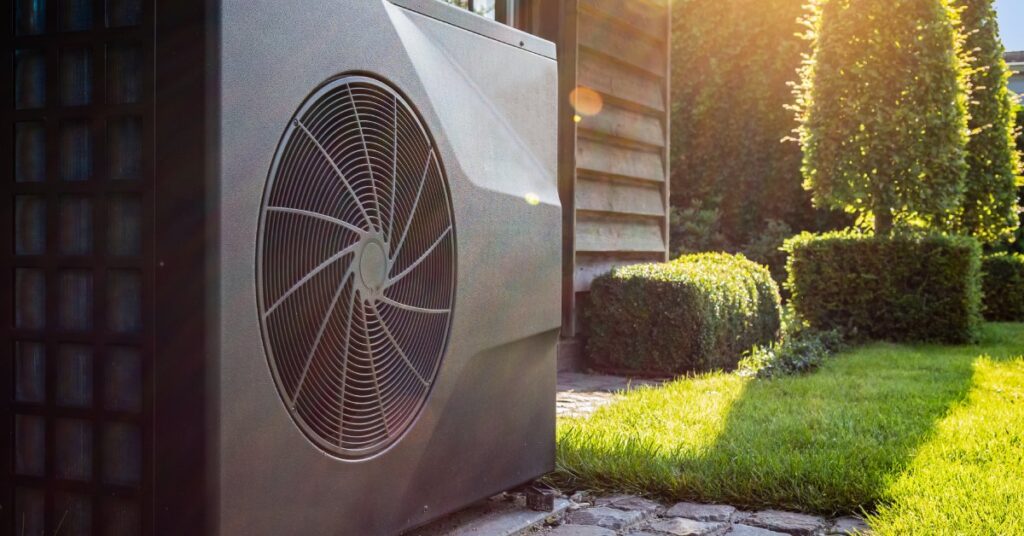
[{"xmin": 257, "ymin": 75, "xmax": 456, "ymax": 460}]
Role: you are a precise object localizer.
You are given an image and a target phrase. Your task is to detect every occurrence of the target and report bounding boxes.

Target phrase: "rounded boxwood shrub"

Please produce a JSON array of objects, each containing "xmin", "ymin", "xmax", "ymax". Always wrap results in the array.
[
  {"xmin": 982, "ymin": 253, "xmax": 1024, "ymax": 321},
  {"xmin": 785, "ymin": 231, "xmax": 982, "ymax": 343},
  {"xmin": 584, "ymin": 253, "xmax": 781, "ymax": 375}
]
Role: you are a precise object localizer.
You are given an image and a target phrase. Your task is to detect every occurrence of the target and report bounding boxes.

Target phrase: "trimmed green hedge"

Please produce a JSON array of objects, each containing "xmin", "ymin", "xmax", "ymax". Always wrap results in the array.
[
  {"xmin": 982, "ymin": 253, "xmax": 1024, "ymax": 321},
  {"xmin": 785, "ymin": 232, "xmax": 982, "ymax": 343},
  {"xmin": 585, "ymin": 253, "xmax": 781, "ymax": 375}
]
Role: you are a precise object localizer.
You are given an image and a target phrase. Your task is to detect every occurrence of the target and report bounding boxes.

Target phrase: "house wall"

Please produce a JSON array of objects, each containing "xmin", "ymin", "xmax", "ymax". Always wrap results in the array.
[
  {"xmin": 1009, "ymin": 66, "xmax": 1023, "ymax": 96},
  {"xmin": 555, "ymin": 0, "xmax": 672, "ymax": 368},
  {"xmin": 472, "ymin": 0, "xmax": 672, "ymax": 368}
]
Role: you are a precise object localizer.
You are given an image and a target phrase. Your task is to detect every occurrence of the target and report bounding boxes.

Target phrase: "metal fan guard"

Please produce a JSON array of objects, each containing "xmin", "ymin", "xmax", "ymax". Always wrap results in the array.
[{"xmin": 256, "ymin": 75, "xmax": 456, "ymax": 460}]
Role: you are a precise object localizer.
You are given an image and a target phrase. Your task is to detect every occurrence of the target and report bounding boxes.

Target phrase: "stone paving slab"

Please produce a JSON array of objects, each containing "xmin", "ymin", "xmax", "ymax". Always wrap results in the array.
[
  {"xmin": 666, "ymin": 502, "xmax": 737, "ymax": 522},
  {"xmin": 828, "ymin": 517, "xmax": 871, "ymax": 535},
  {"xmin": 648, "ymin": 517, "xmax": 730, "ymax": 535},
  {"xmin": 530, "ymin": 495, "xmax": 870, "ymax": 536},
  {"xmin": 730, "ymin": 512, "xmax": 754, "ymax": 524},
  {"xmin": 410, "ymin": 496, "xmax": 570, "ymax": 536},
  {"xmin": 556, "ymin": 373, "xmax": 665, "ymax": 393},
  {"xmin": 596, "ymin": 495, "xmax": 665, "ymax": 515},
  {"xmin": 743, "ymin": 510, "xmax": 828, "ymax": 535},
  {"xmin": 557, "ymin": 390, "xmax": 619, "ymax": 419},
  {"xmin": 567, "ymin": 506, "xmax": 649, "ymax": 531},
  {"xmin": 557, "ymin": 373, "xmax": 667, "ymax": 418},
  {"xmin": 546, "ymin": 525, "xmax": 618, "ymax": 536},
  {"xmin": 727, "ymin": 524, "xmax": 789, "ymax": 536}
]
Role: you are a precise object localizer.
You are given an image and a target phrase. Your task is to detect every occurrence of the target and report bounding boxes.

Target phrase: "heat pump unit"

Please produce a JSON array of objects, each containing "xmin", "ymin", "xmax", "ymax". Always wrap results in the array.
[{"xmin": 2, "ymin": 1, "xmax": 561, "ymax": 534}]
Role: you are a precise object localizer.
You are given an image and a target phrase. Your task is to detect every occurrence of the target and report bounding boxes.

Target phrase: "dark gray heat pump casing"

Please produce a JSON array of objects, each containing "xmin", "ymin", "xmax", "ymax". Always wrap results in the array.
[
  {"xmin": 214, "ymin": 0, "xmax": 561, "ymax": 534},
  {"xmin": 1, "ymin": 1, "xmax": 560, "ymax": 535}
]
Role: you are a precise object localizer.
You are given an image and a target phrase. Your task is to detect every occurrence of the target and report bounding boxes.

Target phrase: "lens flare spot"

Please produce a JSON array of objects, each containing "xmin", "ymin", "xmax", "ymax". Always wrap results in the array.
[
  {"xmin": 524, "ymin": 192, "xmax": 541, "ymax": 206},
  {"xmin": 573, "ymin": 114, "xmax": 583, "ymax": 123},
  {"xmin": 569, "ymin": 86, "xmax": 603, "ymax": 117}
]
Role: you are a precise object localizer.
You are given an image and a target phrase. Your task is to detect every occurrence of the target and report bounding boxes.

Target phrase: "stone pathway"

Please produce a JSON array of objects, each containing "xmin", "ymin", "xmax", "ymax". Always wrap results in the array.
[
  {"xmin": 530, "ymin": 494, "xmax": 870, "ymax": 536},
  {"xmin": 427, "ymin": 372, "xmax": 873, "ymax": 536},
  {"xmin": 556, "ymin": 373, "xmax": 665, "ymax": 418},
  {"xmin": 411, "ymin": 494, "xmax": 571, "ymax": 536}
]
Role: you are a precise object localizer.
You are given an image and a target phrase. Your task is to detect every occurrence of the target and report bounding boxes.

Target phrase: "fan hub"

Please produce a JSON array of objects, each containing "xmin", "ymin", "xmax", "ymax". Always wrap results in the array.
[{"xmin": 358, "ymin": 239, "xmax": 389, "ymax": 293}]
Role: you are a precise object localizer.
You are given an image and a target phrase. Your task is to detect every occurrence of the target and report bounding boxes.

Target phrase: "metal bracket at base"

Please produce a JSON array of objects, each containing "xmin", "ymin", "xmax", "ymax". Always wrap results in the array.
[{"xmin": 519, "ymin": 482, "xmax": 559, "ymax": 512}]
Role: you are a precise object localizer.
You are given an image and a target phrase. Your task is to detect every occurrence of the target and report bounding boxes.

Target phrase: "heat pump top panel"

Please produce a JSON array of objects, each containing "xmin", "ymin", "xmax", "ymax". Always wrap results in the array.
[{"xmin": 389, "ymin": 0, "xmax": 557, "ymax": 59}]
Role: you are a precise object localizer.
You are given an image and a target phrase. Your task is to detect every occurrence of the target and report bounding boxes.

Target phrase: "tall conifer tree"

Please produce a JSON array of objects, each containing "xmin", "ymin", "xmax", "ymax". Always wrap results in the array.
[
  {"xmin": 795, "ymin": 0, "xmax": 970, "ymax": 235},
  {"xmin": 953, "ymin": 0, "xmax": 1021, "ymax": 243}
]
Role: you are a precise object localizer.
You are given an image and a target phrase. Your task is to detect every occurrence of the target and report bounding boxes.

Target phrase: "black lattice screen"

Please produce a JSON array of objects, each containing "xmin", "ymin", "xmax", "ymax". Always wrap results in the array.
[{"xmin": 4, "ymin": 1, "xmax": 152, "ymax": 534}]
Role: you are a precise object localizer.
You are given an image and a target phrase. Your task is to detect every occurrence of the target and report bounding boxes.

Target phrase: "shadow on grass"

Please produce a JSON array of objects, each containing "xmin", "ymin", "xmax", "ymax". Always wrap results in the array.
[
  {"xmin": 867, "ymin": 341, "xmax": 1024, "ymax": 534},
  {"xmin": 553, "ymin": 324, "xmax": 1024, "ymax": 516},
  {"xmin": 688, "ymin": 343, "xmax": 977, "ymax": 514}
]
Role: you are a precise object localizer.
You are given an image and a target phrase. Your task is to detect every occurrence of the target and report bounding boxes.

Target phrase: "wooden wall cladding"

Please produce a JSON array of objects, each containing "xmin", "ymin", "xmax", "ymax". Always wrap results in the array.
[{"xmin": 567, "ymin": 0, "xmax": 671, "ymax": 322}]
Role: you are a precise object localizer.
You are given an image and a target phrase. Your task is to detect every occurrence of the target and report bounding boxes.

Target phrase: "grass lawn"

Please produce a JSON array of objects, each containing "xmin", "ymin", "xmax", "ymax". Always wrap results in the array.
[{"xmin": 553, "ymin": 323, "xmax": 1024, "ymax": 534}]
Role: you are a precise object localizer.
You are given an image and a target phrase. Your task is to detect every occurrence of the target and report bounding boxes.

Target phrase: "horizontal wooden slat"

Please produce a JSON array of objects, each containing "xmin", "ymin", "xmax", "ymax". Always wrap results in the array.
[
  {"xmin": 577, "ymin": 138, "xmax": 665, "ymax": 183},
  {"xmin": 578, "ymin": 11, "xmax": 667, "ymax": 77},
  {"xmin": 579, "ymin": 0, "xmax": 668, "ymax": 41},
  {"xmin": 573, "ymin": 253, "xmax": 665, "ymax": 292},
  {"xmin": 578, "ymin": 103, "xmax": 665, "ymax": 148},
  {"xmin": 578, "ymin": 51, "xmax": 665, "ymax": 112},
  {"xmin": 576, "ymin": 176, "xmax": 665, "ymax": 217},
  {"xmin": 576, "ymin": 212, "xmax": 666, "ymax": 254}
]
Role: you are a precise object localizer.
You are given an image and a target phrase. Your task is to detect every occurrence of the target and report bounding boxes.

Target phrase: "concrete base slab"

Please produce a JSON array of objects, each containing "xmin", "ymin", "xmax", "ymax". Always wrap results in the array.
[{"xmin": 407, "ymin": 497, "xmax": 571, "ymax": 536}]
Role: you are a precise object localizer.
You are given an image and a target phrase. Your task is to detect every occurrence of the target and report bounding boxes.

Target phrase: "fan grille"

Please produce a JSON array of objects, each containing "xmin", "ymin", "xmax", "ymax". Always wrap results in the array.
[{"xmin": 257, "ymin": 76, "xmax": 456, "ymax": 460}]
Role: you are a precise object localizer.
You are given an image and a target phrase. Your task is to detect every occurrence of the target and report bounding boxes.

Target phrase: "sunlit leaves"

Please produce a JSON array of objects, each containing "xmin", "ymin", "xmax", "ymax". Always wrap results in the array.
[
  {"xmin": 949, "ymin": 0, "xmax": 1021, "ymax": 243},
  {"xmin": 670, "ymin": 0, "xmax": 823, "ymax": 246},
  {"xmin": 794, "ymin": 0, "xmax": 971, "ymax": 234}
]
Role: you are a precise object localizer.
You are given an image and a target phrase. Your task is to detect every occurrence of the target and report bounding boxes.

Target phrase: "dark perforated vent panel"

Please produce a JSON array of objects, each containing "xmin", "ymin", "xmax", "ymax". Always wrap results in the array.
[{"xmin": 257, "ymin": 76, "xmax": 456, "ymax": 460}]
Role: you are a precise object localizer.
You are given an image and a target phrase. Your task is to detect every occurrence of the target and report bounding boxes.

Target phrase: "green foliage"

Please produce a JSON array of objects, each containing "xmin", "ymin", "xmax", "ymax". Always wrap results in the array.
[
  {"xmin": 1018, "ymin": 104, "xmax": 1024, "ymax": 246},
  {"xmin": 1017, "ymin": 104, "xmax": 1024, "ymax": 154},
  {"xmin": 736, "ymin": 219, "xmax": 795, "ymax": 288},
  {"xmin": 981, "ymin": 253, "xmax": 1024, "ymax": 320},
  {"xmin": 555, "ymin": 324, "xmax": 1024, "ymax": 526},
  {"xmin": 671, "ymin": 205, "xmax": 800, "ymax": 292},
  {"xmin": 1018, "ymin": 105, "xmax": 1024, "ymax": 148},
  {"xmin": 669, "ymin": 203, "xmax": 729, "ymax": 256},
  {"xmin": 951, "ymin": 0, "xmax": 1021, "ymax": 243},
  {"xmin": 784, "ymin": 231, "xmax": 982, "ymax": 343},
  {"xmin": 794, "ymin": 0, "xmax": 970, "ymax": 234},
  {"xmin": 740, "ymin": 322, "xmax": 845, "ymax": 379},
  {"xmin": 670, "ymin": 0, "xmax": 825, "ymax": 246},
  {"xmin": 585, "ymin": 253, "xmax": 781, "ymax": 375},
  {"xmin": 1004, "ymin": 104, "xmax": 1024, "ymax": 252}
]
